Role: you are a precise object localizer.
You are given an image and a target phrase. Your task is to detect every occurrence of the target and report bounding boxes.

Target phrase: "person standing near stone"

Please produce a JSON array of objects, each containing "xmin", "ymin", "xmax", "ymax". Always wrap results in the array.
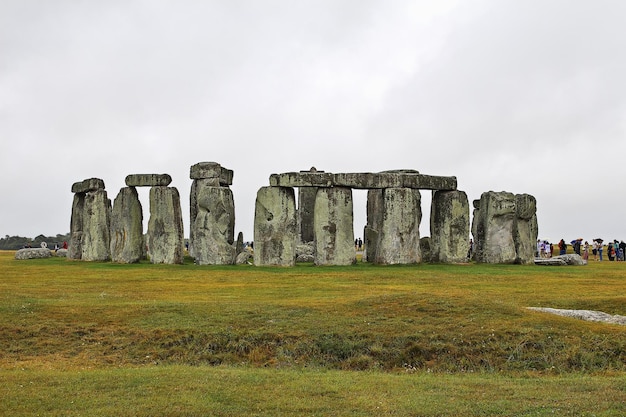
[
  {"xmin": 598, "ymin": 242, "xmax": 604, "ymax": 261},
  {"xmin": 573, "ymin": 239, "xmax": 581, "ymax": 255},
  {"xmin": 582, "ymin": 241, "xmax": 589, "ymax": 262}
]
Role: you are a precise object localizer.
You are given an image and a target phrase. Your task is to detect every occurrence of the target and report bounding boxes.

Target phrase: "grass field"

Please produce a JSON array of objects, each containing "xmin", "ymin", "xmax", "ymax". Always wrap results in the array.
[{"xmin": 1, "ymin": 250, "xmax": 625, "ymax": 416}]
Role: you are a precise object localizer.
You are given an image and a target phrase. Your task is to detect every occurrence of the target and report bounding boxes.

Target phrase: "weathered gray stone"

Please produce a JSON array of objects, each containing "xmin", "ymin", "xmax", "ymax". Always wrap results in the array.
[
  {"xmin": 15, "ymin": 248, "xmax": 51, "ymax": 260},
  {"xmin": 363, "ymin": 189, "xmax": 383, "ymax": 263},
  {"xmin": 125, "ymin": 174, "xmax": 172, "ymax": 187},
  {"xmin": 80, "ymin": 189, "xmax": 112, "ymax": 261},
  {"xmin": 192, "ymin": 184, "xmax": 236, "ymax": 265},
  {"xmin": 534, "ymin": 254, "xmax": 585, "ymax": 266},
  {"xmin": 514, "ymin": 194, "xmax": 538, "ymax": 264},
  {"xmin": 55, "ymin": 248, "xmax": 68, "ymax": 257},
  {"xmin": 71, "ymin": 178, "xmax": 105, "ymax": 194},
  {"xmin": 190, "ymin": 162, "xmax": 233, "ymax": 185},
  {"xmin": 110, "ymin": 187, "xmax": 144, "ymax": 263},
  {"xmin": 296, "ymin": 242, "xmax": 315, "ymax": 257},
  {"xmin": 270, "ymin": 171, "xmax": 457, "ymax": 190},
  {"xmin": 68, "ymin": 193, "xmax": 85, "ymax": 260},
  {"xmin": 473, "ymin": 191, "xmax": 517, "ymax": 264},
  {"xmin": 296, "ymin": 254, "xmax": 315, "ymax": 263},
  {"xmin": 430, "ymin": 190, "xmax": 470, "ymax": 263},
  {"xmin": 147, "ymin": 186, "xmax": 184, "ymax": 264},
  {"xmin": 236, "ymin": 251, "xmax": 252, "ymax": 264},
  {"xmin": 420, "ymin": 237, "xmax": 431, "ymax": 262},
  {"xmin": 253, "ymin": 186, "xmax": 297, "ymax": 266},
  {"xmin": 314, "ymin": 187, "xmax": 356, "ymax": 265},
  {"xmin": 298, "ymin": 184, "xmax": 318, "ymax": 243},
  {"xmin": 366, "ymin": 188, "xmax": 421, "ymax": 265},
  {"xmin": 236, "ymin": 231, "xmax": 244, "ymax": 255}
]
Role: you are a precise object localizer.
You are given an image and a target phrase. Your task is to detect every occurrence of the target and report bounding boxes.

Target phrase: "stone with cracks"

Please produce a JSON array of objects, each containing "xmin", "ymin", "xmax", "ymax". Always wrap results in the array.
[
  {"xmin": 147, "ymin": 186, "xmax": 184, "ymax": 264},
  {"xmin": 71, "ymin": 178, "xmax": 105, "ymax": 194},
  {"xmin": 430, "ymin": 190, "xmax": 470, "ymax": 263},
  {"xmin": 514, "ymin": 194, "xmax": 538, "ymax": 264},
  {"xmin": 81, "ymin": 189, "xmax": 112, "ymax": 261},
  {"xmin": 125, "ymin": 174, "xmax": 172, "ymax": 187},
  {"xmin": 253, "ymin": 186, "xmax": 297, "ymax": 266},
  {"xmin": 68, "ymin": 193, "xmax": 85, "ymax": 260},
  {"xmin": 192, "ymin": 184, "xmax": 236, "ymax": 265},
  {"xmin": 366, "ymin": 188, "xmax": 421, "ymax": 265},
  {"xmin": 314, "ymin": 187, "xmax": 356, "ymax": 265},
  {"xmin": 110, "ymin": 187, "xmax": 144, "ymax": 263},
  {"xmin": 473, "ymin": 191, "xmax": 517, "ymax": 264},
  {"xmin": 189, "ymin": 162, "xmax": 233, "ymax": 185},
  {"xmin": 472, "ymin": 191, "xmax": 537, "ymax": 264},
  {"xmin": 15, "ymin": 248, "xmax": 52, "ymax": 260}
]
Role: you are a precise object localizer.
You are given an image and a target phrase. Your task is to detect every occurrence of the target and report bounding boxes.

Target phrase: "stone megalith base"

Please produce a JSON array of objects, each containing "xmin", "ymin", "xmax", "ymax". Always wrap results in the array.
[
  {"xmin": 68, "ymin": 193, "xmax": 85, "ymax": 260},
  {"xmin": 81, "ymin": 189, "xmax": 112, "ymax": 261},
  {"xmin": 15, "ymin": 248, "xmax": 52, "ymax": 260},
  {"xmin": 365, "ymin": 188, "xmax": 421, "ymax": 265},
  {"xmin": 473, "ymin": 191, "xmax": 518, "ymax": 264},
  {"xmin": 253, "ymin": 186, "xmax": 297, "ymax": 266},
  {"xmin": 430, "ymin": 190, "xmax": 470, "ymax": 263},
  {"xmin": 110, "ymin": 187, "xmax": 144, "ymax": 263},
  {"xmin": 314, "ymin": 187, "xmax": 356, "ymax": 266},
  {"xmin": 192, "ymin": 184, "xmax": 236, "ymax": 265},
  {"xmin": 147, "ymin": 186, "xmax": 184, "ymax": 264},
  {"xmin": 514, "ymin": 194, "xmax": 538, "ymax": 264}
]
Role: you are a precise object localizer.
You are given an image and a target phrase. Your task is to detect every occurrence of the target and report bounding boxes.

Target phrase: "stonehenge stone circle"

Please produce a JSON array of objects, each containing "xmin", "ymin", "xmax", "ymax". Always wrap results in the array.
[
  {"xmin": 110, "ymin": 187, "xmax": 144, "ymax": 263},
  {"xmin": 68, "ymin": 164, "xmax": 538, "ymax": 267},
  {"xmin": 253, "ymin": 186, "xmax": 297, "ymax": 266},
  {"xmin": 430, "ymin": 190, "xmax": 470, "ymax": 263}
]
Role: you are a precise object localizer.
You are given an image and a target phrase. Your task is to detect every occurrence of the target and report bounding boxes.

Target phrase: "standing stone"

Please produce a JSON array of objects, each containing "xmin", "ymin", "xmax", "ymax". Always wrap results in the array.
[
  {"xmin": 81, "ymin": 189, "xmax": 112, "ymax": 261},
  {"xmin": 68, "ymin": 193, "xmax": 85, "ymax": 260},
  {"xmin": 147, "ymin": 186, "xmax": 184, "ymax": 264},
  {"xmin": 430, "ymin": 190, "xmax": 470, "ymax": 263},
  {"xmin": 514, "ymin": 194, "xmax": 538, "ymax": 264},
  {"xmin": 297, "ymin": 167, "xmax": 322, "ymax": 243},
  {"xmin": 473, "ymin": 191, "xmax": 517, "ymax": 264},
  {"xmin": 110, "ymin": 187, "xmax": 144, "ymax": 263},
  {"xmin": 363, "ymin": 189, "xmax": 383, "ymax": 263},
  {"xmin": 192, "ymin": 183, "xmax": 236, "ymax": 265},
  {"xmin": 370, "ymin": 188, "xmax": 422, "ymax": 265},
  {"xmin": 314, "ymin": 187, "xmax": 356, "ymax": 265},
  {"xmin": 253, "ymin": 186, "xmax": 297, "ymax": 266}
]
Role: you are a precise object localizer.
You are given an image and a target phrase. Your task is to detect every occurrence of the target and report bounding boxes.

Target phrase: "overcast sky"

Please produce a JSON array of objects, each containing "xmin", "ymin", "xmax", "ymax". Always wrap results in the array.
[{"xmin": 2, "ymin": 0, "xmax": 625, "ymax": 245}]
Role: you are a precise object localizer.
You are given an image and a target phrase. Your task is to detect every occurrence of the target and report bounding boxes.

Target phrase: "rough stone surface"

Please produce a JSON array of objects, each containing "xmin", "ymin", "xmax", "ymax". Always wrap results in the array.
[
  {"xmin": 191, "ymin": 185, "xmax": 236, "ymax": 265},
  {"xmin": 254, "ymin": 186, "xmax": 297, "ymax": 266},
  {"xmin": 270, "ymin": 171, "xmax": 456, "ymax": 190},
  {"xmin": 71, "ymin": 178, "xmax": 105, "ymax": 194},
  {"xmin": 110, "ymin": 187, "xmax": 144, "ymax": 263},
  {"xmin": 68, "ymin": 193, "xmax": 85, "ymax": 260},
  {"xmin": 420, "ymin": 237, "xmax": 431, "ymax": 262},
  {"xmin": 430, "ymin": 190, "xmax": 470, "ymax": 263},
  {"xmin": 125, "ymin": 174, "xmax": 172, "ymax": 187},
  {"xmin": 363, "ymin": 189, "xmax": 383, "ymax": 263},
  {"xmin": 472, "ymin": 191, "xmax": 538, "ymax": 264},
  {"xmin": 296, "ymin": 242, "xmax": 315, "ymax": 257},
  {"xmin": 298, "ymin": 186, "xmax": 318, "ymax": 243},
  {"xmin": 81, "ymin": 189, "xmax": 112, "ymax": 261},
  {"xmin": 55, "ymin": 248, "xmax": 68, "ymax": 257},
  {"xmin": 314, "ymin": 187, "xmax": 356, "ymax": 265},
  {"xmin": 147, "ymin": 186, "xmax": 184, "ymax": 264},
  {"xmin": 473, "ymin": 191, "xmax": 517, "ymax": 264},
  {"xmin": 236, "ymin": 231, "xmax": 244, "ymax": 255},
  {"xmin": 15, "ymin": 248, "xmax": 51, "ymax": 260},
  {"xmin": 296, "ymin": 254, "xmax": 315, "ymax": 263},
  {"xmin": 534, "ymin": 254, "xmax": 585, "ymax": 266},
  {"xmin": 514, "ymin": 194, "xmax": 538, "ymax": 264},
  {"xmin": 236, "ymin": 251, "xmax": 252, "ymax": 264},
  {"xmin": 190, "ymin": 162, "xmax": 233, "ymax": 185},
  {"xmin": 366, "ymin": 188, "xmax": 421, "ymax": 264}
]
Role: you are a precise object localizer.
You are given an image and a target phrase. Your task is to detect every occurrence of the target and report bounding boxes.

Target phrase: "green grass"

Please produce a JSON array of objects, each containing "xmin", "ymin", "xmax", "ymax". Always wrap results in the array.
[{"xmin": 1, "ymin": 251, "xmax": 625, "ymax": 415}]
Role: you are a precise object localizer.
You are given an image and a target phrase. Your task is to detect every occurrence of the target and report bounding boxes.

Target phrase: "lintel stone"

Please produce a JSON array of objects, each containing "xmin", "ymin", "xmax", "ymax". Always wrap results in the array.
[
  {"xmin": 190, "ymin": 162, "xmax": 233, "ymax": 185},
  {"xmin": 71, "ymin": 178, "xmax": 105, "ymax": 194},
  {"xmin": 269, "ymin": 171, "xmax": 456, "ymax": 190},
  {"xmin": 125, "ymin": 174, "xmax": 172, "ymax": 187}
]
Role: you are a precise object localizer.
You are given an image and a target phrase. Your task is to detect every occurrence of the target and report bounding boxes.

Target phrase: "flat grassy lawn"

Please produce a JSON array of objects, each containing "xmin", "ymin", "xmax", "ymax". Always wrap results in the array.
[{"xmin": 1, "ymin": 251, "xmax": 625, "ymax": 415}]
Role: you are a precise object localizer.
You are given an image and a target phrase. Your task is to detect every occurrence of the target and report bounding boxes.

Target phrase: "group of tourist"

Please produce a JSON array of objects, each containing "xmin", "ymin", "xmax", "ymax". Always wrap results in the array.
[{"xmin": 536, "ymin": 238, "xmax": 626, "ymax": 261}]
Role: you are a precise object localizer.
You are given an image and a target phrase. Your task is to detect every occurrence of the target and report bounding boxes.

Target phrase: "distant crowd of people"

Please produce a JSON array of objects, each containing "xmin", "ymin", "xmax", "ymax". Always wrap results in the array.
[{"xmin": 536, "ymin": 238, "xmax": 626, "ymax": 261}]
